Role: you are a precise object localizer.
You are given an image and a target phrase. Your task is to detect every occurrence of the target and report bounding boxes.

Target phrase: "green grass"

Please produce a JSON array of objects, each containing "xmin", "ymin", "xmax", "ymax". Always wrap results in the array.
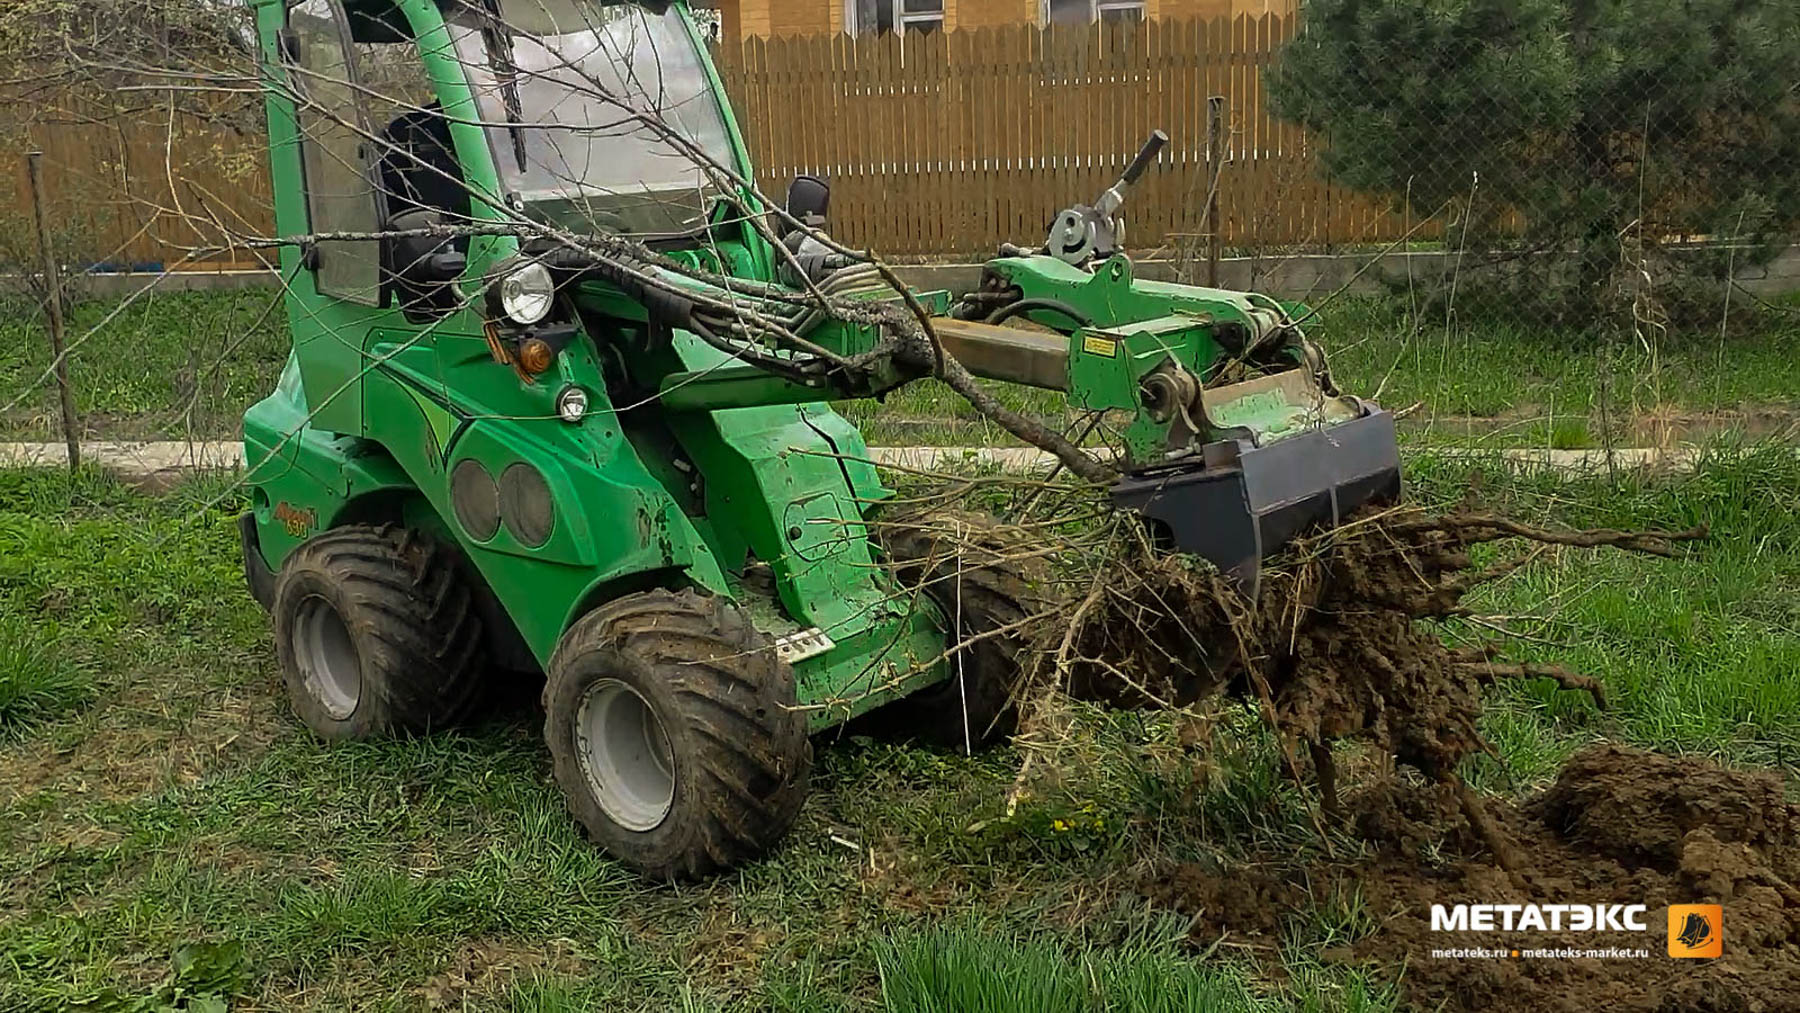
[
  {"xmin": 2, "ymin": 288, "xmax": 1796, "ymax": 448},
  {"xmin": 2, "ymin": 447, "xmax": 1799, "ymax": 1010},
  {"xmin": 1406, "ymin": 443, "xmax": 1800, "ymax": 785},
  {"xmin": 871, "ymin": 917, "xmax": 1376, "ymax": 1013},
  {"xmin": 1315, "ymin": 299, "xmax": 1800, "ymax": 442},
  {"xmin": 0, "ymin": 617, "xmax": 94, "ymax": 739},
  {"xmin": 0, "ymin": 288, "xmax": 289, "ymax": 442}
]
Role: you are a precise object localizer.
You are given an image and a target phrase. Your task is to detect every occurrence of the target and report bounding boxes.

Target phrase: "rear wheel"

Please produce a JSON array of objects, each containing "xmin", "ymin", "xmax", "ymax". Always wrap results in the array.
[
  {"xmin": 272, "ymin": 525, "xmax": 488, "ymax": 739},
  {"xmin": 544, "ymin": 589, "xmax": 811, "ymax": 880},
  {"xmin": 875, "ymin": 509, "xmax": 1047, "ymax": 751}
]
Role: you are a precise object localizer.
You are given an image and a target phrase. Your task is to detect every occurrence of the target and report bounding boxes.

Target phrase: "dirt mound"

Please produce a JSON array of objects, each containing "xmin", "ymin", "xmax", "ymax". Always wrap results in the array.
[
  {"xmin": 1144, "ymin": 746, "xmax": 1800, "ymax": 1012},
  {"xmin": 1536, "ymin": 746, "xmax": 1800, "ymax": 871}
]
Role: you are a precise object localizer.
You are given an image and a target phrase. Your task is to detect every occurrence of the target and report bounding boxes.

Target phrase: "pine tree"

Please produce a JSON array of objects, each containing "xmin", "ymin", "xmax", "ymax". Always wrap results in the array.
[{"xmin": 1267, "ymin": 0, "xmax": 1800, "ymax": 317}]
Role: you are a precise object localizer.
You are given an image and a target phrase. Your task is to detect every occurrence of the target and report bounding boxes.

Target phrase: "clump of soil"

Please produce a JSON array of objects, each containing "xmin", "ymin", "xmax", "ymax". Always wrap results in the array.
[
  {"xmin": 1537, "ymin": 746, "xmax": 1800, "ymax": 872},
  {"xmin": 1144, "ymin": 745, "xmax": 1800, "ymax": 1012}
]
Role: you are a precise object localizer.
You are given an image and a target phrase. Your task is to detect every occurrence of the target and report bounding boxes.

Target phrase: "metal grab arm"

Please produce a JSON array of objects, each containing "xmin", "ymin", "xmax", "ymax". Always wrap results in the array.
[{"xmin": 928, "ymin": 318, "xmax": 1071, "ymax": 391}]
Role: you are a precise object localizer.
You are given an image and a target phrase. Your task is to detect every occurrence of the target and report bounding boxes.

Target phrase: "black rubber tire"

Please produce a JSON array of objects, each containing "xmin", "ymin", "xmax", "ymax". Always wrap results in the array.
[
  {"xmin": 874, "ymin": 509, "xmax": 1047, "ymax": 750},
  {"xmin": 271, "ymin": 524, "xmax": 488, "ymax": 739},
  {"xmin": 543, "ymin": 589, "xmax": 812, "ymax": 880}
]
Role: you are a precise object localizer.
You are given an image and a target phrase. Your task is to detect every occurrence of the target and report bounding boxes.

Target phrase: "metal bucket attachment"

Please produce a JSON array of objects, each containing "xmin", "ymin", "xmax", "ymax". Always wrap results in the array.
[
  {"xmin": 1110, "ymin": 407, "xmax": 1401, "ymax": 592},
  {"xmin": 1201, "ymin": 368, "xmax": 1364, "ymax": 440}
]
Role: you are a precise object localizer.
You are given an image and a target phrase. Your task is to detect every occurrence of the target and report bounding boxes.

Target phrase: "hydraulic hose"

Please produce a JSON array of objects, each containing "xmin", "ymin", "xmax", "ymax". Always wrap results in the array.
[{"xmin": 984, "ymin": 298, "xmax": 1094, "ymax": 329}]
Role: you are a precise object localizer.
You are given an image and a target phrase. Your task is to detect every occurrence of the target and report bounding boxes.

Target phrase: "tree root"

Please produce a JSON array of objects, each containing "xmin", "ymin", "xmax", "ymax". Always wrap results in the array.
[
  {"xmin": 1456, "ymin": 775, "xmax": 1525, "ymax": 883},
  {"xmin": 1012, "ymin": 500, "xmax": 1705, "ymax": 871}
]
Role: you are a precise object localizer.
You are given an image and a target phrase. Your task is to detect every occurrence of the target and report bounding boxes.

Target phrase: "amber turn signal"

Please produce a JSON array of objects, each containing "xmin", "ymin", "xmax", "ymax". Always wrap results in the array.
[{"xmin": 517, "ymin": 337, "xmax": 556, "ymax": 375}]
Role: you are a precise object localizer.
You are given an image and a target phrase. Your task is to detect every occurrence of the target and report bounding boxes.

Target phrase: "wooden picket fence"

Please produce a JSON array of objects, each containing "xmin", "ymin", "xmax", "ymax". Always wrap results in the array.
[
  {"xmin": 0, "ymin": 13, "xmax": 1412, "ymax": 271},
  {"xmin": 0, "ymin": 88, "xmax": 275, "ymax": 272},
  {"xmin": 713, "ymin": 13, "xmax": 1413, "ymax": 258}
]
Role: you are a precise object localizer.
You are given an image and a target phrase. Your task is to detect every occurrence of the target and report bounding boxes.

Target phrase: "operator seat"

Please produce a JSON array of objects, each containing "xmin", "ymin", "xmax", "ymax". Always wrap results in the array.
[
  {"xmin": 379, "ymin": 103, "xmax": 469, "ymax": 222},
  {"xmin": 378, "ymin": 103, "xmax": 469, "ymax": 318}
]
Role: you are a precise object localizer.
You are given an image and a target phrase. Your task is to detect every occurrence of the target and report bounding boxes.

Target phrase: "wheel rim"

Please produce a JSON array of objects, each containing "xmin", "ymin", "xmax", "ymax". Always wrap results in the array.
[
  {"xmin": 293, "ymin": 595, "xmax": 361, "ymax": 721},
  {"xmin": 575, "ymin": 678, "xmax": 675, "ymax": 832}
]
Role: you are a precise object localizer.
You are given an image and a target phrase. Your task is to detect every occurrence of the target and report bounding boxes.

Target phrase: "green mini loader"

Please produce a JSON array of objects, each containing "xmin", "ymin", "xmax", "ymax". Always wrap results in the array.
[{"xmin": 239, "ymin": 0, "xmax": 1400, "ymax": 878}]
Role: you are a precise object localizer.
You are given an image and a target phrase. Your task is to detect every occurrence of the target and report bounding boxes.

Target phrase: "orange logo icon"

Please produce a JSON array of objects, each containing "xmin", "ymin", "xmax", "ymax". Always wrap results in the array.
[{"xmin": 1667, "ymin": 905, "xmax": 1723, "ymax": 958}]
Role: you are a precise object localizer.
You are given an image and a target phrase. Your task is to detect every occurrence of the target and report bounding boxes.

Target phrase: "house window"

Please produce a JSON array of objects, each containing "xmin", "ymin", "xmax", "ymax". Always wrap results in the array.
[
  {"xmin": 848, "ymin": 0, "xmax": 944, "ymax": 35},
  {"xmin": 690, "ymin": 7, "xmax": 723, "ymax": 42},
  {"xmin": 1046, "ymin": 0, "xmax": 1146, "ymax": 23}
]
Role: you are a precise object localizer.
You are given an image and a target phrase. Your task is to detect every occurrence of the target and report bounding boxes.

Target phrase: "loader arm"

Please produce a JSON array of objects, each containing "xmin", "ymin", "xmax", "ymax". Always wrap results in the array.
[{"xmin": 551, "ymin": 245, "xmax": 1400, "ymax": 587}]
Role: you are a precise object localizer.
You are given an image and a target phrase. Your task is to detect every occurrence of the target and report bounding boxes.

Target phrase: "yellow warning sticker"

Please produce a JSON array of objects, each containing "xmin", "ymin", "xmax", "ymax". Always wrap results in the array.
[{"xmin": 1081, "ymin": 335, "xmax": 1118, "ymax": 358}]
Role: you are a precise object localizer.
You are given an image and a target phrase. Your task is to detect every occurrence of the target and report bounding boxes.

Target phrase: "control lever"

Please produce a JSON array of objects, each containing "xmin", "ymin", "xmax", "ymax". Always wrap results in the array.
[
  {"xmin": 1044, "ymin": 129, "xmax": 1169, "ymax": 268},
  {"xmin": 1098, "ymin": 129, "xmax": 1169, "ymax": 218}
]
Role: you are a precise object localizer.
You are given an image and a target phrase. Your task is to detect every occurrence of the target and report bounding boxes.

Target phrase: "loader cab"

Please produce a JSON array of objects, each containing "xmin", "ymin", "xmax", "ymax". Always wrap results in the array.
[
  {"xmin": 253, "ymin": 0, "xmax": 759, "ymax": 434},
  {"xmin": 265, "ymin": 0, "xmax": 745, "ymax": 300}
]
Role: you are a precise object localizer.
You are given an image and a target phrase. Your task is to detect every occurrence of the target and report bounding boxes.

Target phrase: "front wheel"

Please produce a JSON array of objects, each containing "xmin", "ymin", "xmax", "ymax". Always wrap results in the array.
[
  {"xmin": 874, "ymin": 509, "xmax": 1048, "ymax": 751},
  {"xmin": 543, "ymin": 589, "xmax": 811, "ymax": 880},
  {"xmin": 271, "ymin": 525, "xmax": 488, "ymax": 739}
]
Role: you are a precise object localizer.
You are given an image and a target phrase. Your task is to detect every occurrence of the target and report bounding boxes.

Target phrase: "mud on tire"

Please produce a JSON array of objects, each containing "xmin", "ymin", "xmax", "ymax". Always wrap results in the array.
[
  {"xmin": 543, "ymin": 589, "xmax": 812, "ymax": 880},
  {"xmin": 272, "ymin": 524, "xmax": 488, "ymax": 739},
  {"xmin": 874, "ymin": 509, "xmax": 1047, "ymax": 750}
]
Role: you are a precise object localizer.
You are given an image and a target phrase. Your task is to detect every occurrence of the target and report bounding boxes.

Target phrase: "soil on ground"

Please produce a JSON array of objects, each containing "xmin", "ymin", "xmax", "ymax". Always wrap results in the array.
[{"xmin": 1144, "ymin": 745, "xmax": 1800, "ymax": 1012}]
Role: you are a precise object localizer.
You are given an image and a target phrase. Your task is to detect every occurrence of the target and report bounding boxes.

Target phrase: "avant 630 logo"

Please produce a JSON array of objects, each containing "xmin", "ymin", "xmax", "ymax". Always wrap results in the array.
[
  {"xmin": 1668, "ymin": 905, "xmax": 1723, "ymax": 958},
  {"xmin": 274, "ymin": 501, "xmax": 318, "ymax": 538}
]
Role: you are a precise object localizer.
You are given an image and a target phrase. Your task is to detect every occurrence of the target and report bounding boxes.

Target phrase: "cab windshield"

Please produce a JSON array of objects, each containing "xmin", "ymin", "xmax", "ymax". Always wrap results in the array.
[{"xmin": 446, "ymin": 0, "xmax": 735, "ymax": 237}]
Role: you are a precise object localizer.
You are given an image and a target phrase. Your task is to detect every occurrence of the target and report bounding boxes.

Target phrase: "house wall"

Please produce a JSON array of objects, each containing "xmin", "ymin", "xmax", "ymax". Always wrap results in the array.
[
  {"xmin": 1149, "ymin": 0, "xmax": 1244, "ymax": 18},
  {"xmin": 727, "ymin": 0, "xmax": 839, "ymax": 38},
  {"xmin": 945, "ymin": 0, "xmax": 1039, "ymax": 30}
]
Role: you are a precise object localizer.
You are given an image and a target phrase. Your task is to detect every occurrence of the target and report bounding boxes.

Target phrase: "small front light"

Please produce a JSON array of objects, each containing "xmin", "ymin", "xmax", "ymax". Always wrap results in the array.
[
  {"xmin": 499, "ymin": 262, "xmax": 554, "ymax": 325},
  {"xmin": 518, "ymin": 338, "xmax": 556, "ymax": 375},
  {"xmin": 556, "ymin": 386, "xmax": 589, "ymax": 423}
]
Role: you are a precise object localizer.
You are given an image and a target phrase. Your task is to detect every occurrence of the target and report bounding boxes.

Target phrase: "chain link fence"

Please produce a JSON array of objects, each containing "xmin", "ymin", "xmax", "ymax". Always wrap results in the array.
[{"xmin": 0, "ymin": 2, "xmax": 1795, "ymax": 450}]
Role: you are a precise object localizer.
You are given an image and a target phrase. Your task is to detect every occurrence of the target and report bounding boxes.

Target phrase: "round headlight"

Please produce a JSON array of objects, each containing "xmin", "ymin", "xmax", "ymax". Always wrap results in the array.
[{"xmin": 498, "ymin": 262, "xmax": 554, "ymax": 325}]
